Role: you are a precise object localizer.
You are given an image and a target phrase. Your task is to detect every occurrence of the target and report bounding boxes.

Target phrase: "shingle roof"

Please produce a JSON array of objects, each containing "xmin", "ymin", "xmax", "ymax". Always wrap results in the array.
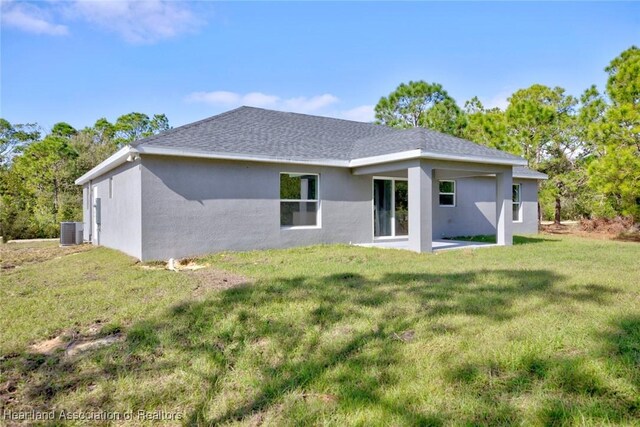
[
  {"xmin": 134, "ymin": 107, "xmax": 396, "ymax": 161},
  {"xmin": 133, "ymin": 106, "xmax": 525, "ymax": 164},
  {"xmin": 513, "ymin": 166, "xmax": 548, "ymax": 180},
  {"xmin": 350, "ymin": 127, "xmax": 523, "ymax": 161}
]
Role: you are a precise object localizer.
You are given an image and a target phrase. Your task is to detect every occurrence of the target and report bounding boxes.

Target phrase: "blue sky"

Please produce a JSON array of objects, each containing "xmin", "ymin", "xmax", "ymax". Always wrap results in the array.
[{"xmin": 1, "ymin": 1, "xmax": 639, "ymax": 131}]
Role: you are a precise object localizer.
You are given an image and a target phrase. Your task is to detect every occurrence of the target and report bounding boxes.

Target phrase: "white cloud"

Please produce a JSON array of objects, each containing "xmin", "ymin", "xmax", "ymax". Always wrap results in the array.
[
  {"xmin": 482, "ymin": 91, "xmax": 511, "ymax": 111},
  {"xmin": 186, "ymin": 90, "xmax": 376, "ymax": 122},
  {"xmin": 186, "ymin": 91, "xmax": 339, "ymax": 114},
  {"xmin": 1, "ymin": 1, "xmax": 69, "ymax": 36},
  {"xmin": 1, "ymin": 0, "xmax": 201, "ymax": 43},
  {"xmin": 242, "ymin": 92, "xmax": 280, "ymax": 108},
  {"xmin": 68, "ymin": 0, "xmax": 201, "ymax": 44},
  {"xmin": 338, "ymin": 105, "xmax": 375, "ymax": 122},
  {"xmin": 282, "ymin": 94, "xmax": 339, "ymax": 113}
]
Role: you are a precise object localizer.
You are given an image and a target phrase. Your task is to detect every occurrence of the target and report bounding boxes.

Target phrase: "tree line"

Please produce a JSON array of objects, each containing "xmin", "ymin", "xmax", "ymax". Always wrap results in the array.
[
  {"xmin": 375, "ymin": 46, "xmax": 639, "ymax": 224},
  {"xmin": 0, "ymin": 113, "xmax": 169, "ymax": 240},
  {"xmin": 1, "ymin": 46, "xmax": 638, "ymax": 240}
]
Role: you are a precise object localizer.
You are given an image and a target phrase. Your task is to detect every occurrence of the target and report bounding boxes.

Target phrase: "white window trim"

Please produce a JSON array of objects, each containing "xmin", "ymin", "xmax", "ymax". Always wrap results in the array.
[
  {"xmin": 513, "ymin": 183, "xmax": 523, "ymax": 223},
  {"xmin": 372, "ymin": 176, "xmax": 409, "ymax": 240},
  {"xmin": 439, "ymin": 180, "xmax": 456, "ymax": 208},
  {"xmin": 280, "ymin": 172, "xmax": 321, "ymax": 230}
]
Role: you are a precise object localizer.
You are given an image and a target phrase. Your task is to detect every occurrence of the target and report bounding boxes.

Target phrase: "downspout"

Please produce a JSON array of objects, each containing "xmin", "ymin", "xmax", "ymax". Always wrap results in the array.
[{"xmin": 89, "ymin": 180, "xmax": 93, "ymax": 243}]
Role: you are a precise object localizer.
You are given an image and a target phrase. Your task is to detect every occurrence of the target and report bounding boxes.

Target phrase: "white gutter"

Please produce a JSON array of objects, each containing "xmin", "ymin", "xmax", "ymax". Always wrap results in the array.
[
  {"xmin": 348, "ymin": 149, "xmax": 527, "ymax": 167},
  {"xmin": 74, "ymin": 146, "xmax": 135, "ymax": 185},
  {"xmin": 136, "ymin": 146, "xmax": 527, "ymax": 168},
  {"xmin": 513, "ymin": 172, "xmax": 548, "ymax": 180},
  {"xmin": 418, "ymin": 150, "xmax": 528, "ymax": 167},
  {"xmin": 74, "ymin": 145, "xmax": 528, "ymax": 185},
  {"xmin": 134, "ymin": 146, "xmax": 350, "ymax": 167},
  {"xmin": 347, "ymin": 150, "xmax": 422, "ymax": 167}
]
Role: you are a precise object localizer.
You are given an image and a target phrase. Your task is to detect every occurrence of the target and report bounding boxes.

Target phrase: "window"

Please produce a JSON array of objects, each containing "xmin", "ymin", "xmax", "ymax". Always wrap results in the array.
[
  {"xmin": 512, "ymin": 184, "xmax": 522, "ymax": 222},
  {"xmin": 109, "ymin": 177, "xmax": 113, "ymax": 199},
  {"xmin": 439, "ymin": 180, "xmax": 455, "ymax": 207},
  {"xmin": 280, "ymin": 173, "xmax": 319, "ymax": 227}
]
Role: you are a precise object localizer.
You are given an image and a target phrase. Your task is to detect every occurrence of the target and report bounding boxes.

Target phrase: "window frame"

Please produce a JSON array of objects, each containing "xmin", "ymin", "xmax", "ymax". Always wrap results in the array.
[
  {"xmin": 438, "ymin": 180, "xmax": 456, "ymax": 207},
  {"xmin": 512, "ymin": 183, "xmax": 522, "ymax": 223},
  {"xmin": 279, "ymin": 172, "xmax": 321, "ymax": 229}
]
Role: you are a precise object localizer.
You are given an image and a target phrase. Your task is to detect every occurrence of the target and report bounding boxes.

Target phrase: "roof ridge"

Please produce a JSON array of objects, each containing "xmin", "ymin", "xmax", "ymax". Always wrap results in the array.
[
  {"xmin": 237, "ymin": 105, "xmax": 393, "ymax": 128},
  {"xmin": 133, "ymin": 106, "xmax": 248, "ymax": 147}
]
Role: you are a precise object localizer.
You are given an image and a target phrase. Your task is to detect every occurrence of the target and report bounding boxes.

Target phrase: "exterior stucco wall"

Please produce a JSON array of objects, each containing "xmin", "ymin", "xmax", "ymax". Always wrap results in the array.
[
  {"xmin": 82, "ymin": 185, "xmax": 90, "ymax": 241},
  {"xmin": 512, "ymin": 179, "xmax": 540, "ymax": 235},
  {"xmin": 80, "ymin": 154, "xmax": 540, "ymax": 261},
  {"xmin": 432, "ymin": 176, "xmax": 496, "ymax": 238},
  {"xmin": 431, "ymin": 177, "xmax": 539, "ymax": 238},
  {"xmin": 84, "ymin": 160, "xmax": 142, "ymax": 259},
  {"xmin": 139, "ymin": 155, "xmax": 372, "ymax": 261}
]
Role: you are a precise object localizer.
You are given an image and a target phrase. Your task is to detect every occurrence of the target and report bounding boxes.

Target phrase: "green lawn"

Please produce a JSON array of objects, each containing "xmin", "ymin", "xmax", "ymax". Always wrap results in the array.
[{"xmin": 1, "ymin": 236, "xmax": 639, "ymax": 425}]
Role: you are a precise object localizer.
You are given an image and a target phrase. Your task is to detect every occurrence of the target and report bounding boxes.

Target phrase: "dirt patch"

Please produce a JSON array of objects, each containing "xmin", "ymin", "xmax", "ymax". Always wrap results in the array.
[
  {"xmin": 579, "ymin": 216, "xmax": 635, "ymax": 234},
  {"xmin": 65, "ymin": 335, "xmax": 124, "ymax": 357},
  {"xmin": 29, "ymin": 323, "xmax": 124, "ymax": 358},
  {"xmin": 391, "ymin": 330, "xmax": 415, "ymax": 342},
  {"xmin": 187, "ymin": 268, "xmax": 251, "ymax": 296},
  {"xmin": 139, "ymin": 258, "xmax": 209, "ymax": 272},
  {"xmin": 541, "ymin": 219, "xmax": 640, "ymax": 242},
  {"xmin": 30, "ymin": 336, "xmax": 68, "ymax": 354},
  {"xmin": 0, "ymin": 380, "xmax": 18, "ymax": 407},
  {"xmin": 0, "ymin": 242, "xmax": 93, "ymax": 269},
  {"xmin": 138, "ymin": 258, "xmax": 251, "ymax": 296},
  {"xmin": 175, "ymin": 260, "xmax": 207, "ymax": 271},
  {"xmin": 542, "ymin": 223, "xmax": 590, "ymax": 236},
  {"xmin": 615, "ymin": 232, "xmax": 640, "ymax": 243},
  {"xmin": 299, "ymin": 392, "xmax": 339, "ymax": 404}
]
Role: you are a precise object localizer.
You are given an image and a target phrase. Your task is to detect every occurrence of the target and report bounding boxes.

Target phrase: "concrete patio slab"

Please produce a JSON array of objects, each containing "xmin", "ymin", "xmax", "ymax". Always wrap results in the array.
[{"xmin": 355, "ymin": 239, "xmax": 496, "ymax": 251}]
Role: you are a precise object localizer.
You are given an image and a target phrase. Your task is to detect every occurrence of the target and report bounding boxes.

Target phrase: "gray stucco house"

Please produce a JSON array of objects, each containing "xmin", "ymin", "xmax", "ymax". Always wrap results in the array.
[{"xmin": 75, "ymin": 106, "xmax": 547, "ymax": 261}]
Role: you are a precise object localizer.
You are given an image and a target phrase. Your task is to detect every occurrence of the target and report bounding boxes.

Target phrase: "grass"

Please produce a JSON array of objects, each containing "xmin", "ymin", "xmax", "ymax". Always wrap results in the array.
[
  {"xmin": 1, "ymin": 236, "xmax": 639, "ymax": 425},
  {"xmin": 446, "ymin": 234, "xmax": 498, "ymax": 243},
  {"xmin": 0, "ymin": 240, "xmax": 92, "ymax": 270},
  {"xmin": 446, "ymin": 235, "xmax": 556, "ymax": 246}
]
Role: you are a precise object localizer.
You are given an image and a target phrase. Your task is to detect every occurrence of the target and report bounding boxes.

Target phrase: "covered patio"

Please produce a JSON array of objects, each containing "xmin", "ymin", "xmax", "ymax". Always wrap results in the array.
[
  {"xmin": 356, "ymin": 238, "xmax": 497, "ymax": 251},
  {"xmin": 351, "ymin": 158, "xmax": 515, "ymax": 253}
]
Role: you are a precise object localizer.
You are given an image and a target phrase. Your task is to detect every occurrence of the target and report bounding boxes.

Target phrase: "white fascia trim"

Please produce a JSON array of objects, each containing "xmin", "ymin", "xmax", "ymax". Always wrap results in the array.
[
  {"xmin": 348, "ymin": 149, "xmax": 528, "ymax": 168},
  {"xmin": 513, "ymin": 173, "xmax": 548, "ymax": 180},
  {"xmin": 135, "ymin": 146, "xmax": 350, "ymax": 167},
  {"xmin": 420, "ymin": 150, "xmax": 528, "ymax": 166},
  {"xmin": 75, "ymin": 146, "xmax": 135, "ymax": 185},
  {"xmin": 348, "ymin": 149, "xmax": 422, "ymax": 167}
]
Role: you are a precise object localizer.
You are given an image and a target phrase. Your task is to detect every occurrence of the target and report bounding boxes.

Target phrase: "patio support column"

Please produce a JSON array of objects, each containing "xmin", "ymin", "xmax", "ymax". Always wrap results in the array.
[
  {"xmin": 408, "ymin": 160, "xmax": 433, "ymax": 253},
  {"xmin": 496, "ymin": 170, "xmax": 513, "ymax": 246}
]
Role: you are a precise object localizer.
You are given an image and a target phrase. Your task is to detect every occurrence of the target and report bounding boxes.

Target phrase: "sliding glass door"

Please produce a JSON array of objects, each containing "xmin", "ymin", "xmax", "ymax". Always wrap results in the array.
[
  {"xmin": 373, "ymin": 178, "xmax": 408, "ymax": 238},
  {"xmin": 394, "ymin": 181, "xmax": 408, "ymax": 235},
  {"xmin": 373, "ymin": 179, "xmax": 393, "ymax": 237}
]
